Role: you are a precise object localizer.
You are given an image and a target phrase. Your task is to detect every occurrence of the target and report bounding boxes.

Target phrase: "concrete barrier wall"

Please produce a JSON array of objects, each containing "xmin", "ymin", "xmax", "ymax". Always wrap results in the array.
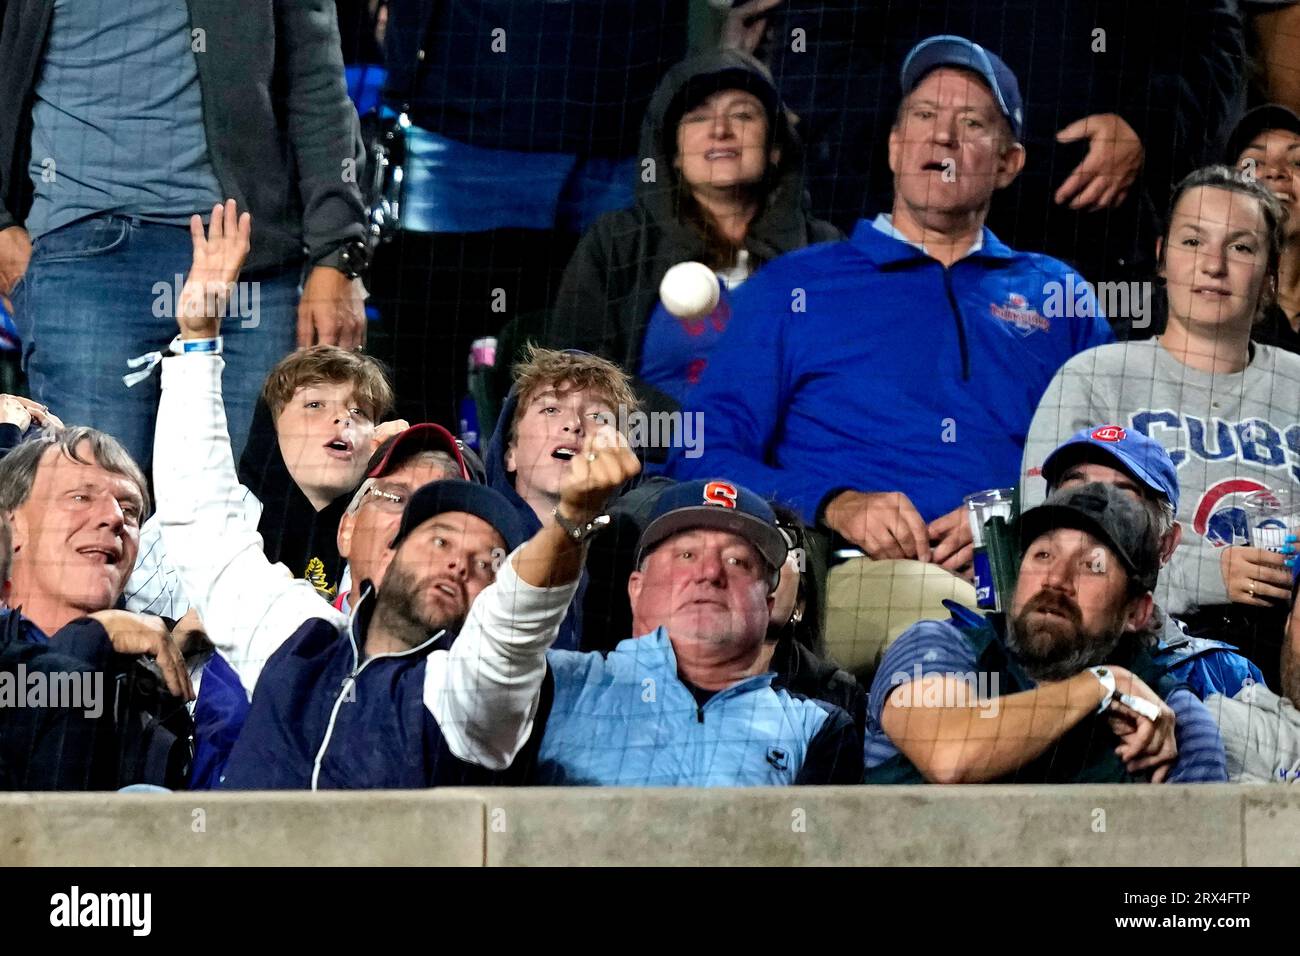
[{"xmin": 1, "ymin": 785, "xmax": 1295, "ymax": 866}]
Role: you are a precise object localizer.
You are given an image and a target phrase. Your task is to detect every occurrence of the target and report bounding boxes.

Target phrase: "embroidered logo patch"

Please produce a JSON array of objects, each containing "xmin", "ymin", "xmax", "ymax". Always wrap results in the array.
[
  {"xmin": 990, "ymin": 292, "xmax": 1050, "ymax": 336},
  {"xmin": 1091, "ymin": 425, "xmax": 1126, "ymax": 442},
  {"xmin": 766, "ymin": 747, "xmax": 789, "ymax": 772},
  {"xmin": 304, "ymin": 556, "xmax": 337, "ymax": 598},
  {"xmin": 703, "ymin": 481, "xmax": 738, "ymax": 508}
]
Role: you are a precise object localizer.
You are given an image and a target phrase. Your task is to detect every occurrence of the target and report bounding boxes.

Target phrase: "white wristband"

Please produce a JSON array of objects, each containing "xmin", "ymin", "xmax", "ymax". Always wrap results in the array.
[
  {"xmin": 1117, "ymin": 692, "xmax": 1162, "ymax": 722},
  {"xmin": 169, "ymin": 334, "xmax": 223, "ymax": 355},
  {"xmin": 1088, "ymin": 666, "xmax": 1117, "ymax": 714}
]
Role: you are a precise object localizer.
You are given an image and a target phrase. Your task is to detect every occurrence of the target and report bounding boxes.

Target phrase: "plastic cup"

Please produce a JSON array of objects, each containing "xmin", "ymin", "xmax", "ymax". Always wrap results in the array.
[
  {"xmin": 965, "ymin": 488, "xmax": 1015, "ymax": 609},
  {"xmin": 965, "ymin": 488, "xmax": 1016, "ymax": 545},
  {"xmin": 1244, "ymin": 487, "xmax": 1300, "ymax": 553},
  {"xmin": 470, "ymin": 336, "xmax": 497, "ymax": 369}
]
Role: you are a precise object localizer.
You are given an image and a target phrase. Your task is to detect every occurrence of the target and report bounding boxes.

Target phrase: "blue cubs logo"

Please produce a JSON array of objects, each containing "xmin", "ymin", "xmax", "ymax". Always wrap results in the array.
[{"xmin": 1193, "ymin": 478, "xmax": 1275, "ymax": 548}]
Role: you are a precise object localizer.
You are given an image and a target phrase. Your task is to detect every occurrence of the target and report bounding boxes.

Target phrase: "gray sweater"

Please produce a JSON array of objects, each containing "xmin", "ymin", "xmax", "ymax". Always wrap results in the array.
[
  {"xmin": 1021, "ymin": 338, "xmax": 1300, "ymax": 615},
  {"xmin": 1207, "ymin": 684, "xmax": 1300, "ymax": 784}
]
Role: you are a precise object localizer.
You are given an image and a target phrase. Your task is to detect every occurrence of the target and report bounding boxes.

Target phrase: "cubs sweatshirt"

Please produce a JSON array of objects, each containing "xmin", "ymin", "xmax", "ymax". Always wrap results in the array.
[{"xmin": 1022, "ymin": 338, "xmax": 1300, "ymax": 615}]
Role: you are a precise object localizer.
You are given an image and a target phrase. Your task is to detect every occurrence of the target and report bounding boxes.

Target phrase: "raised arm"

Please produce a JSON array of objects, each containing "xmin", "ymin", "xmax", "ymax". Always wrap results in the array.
[
  {"xmin": 155, "ymin": 202, "xmax": 342, "ymax": 695},
  {"xmin": 428, "ymin": 425, "xmax": 641, "ymax": 768}
]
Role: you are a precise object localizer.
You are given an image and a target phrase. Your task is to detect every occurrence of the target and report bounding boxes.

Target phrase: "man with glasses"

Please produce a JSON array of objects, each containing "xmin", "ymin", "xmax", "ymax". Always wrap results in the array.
[{"xmin": 332, "ymin": 424, "xmax": 474, "ymax": 613}]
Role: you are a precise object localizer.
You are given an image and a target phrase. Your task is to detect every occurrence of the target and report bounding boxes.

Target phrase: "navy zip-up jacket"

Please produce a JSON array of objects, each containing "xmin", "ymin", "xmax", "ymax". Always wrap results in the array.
[
  {"xmin": 667, "ymin": 219, "xmax": 1114, "ymax": 524},
  {"xmin": 219, "ymin": 591, "xmax": 542, "ymax": 790}
]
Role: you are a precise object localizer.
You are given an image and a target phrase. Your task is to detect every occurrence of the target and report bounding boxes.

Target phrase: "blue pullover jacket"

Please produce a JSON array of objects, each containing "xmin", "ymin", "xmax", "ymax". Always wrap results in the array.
[{"xmin": 668, "ymin": 219, "xmax": 1114, "ymax": 523}]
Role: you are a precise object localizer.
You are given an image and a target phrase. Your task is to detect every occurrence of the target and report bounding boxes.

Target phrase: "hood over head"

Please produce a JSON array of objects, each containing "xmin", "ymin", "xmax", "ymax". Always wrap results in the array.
[{"xmin": 637, "ymin": 49, "xmax": 816, "ymax": 261}]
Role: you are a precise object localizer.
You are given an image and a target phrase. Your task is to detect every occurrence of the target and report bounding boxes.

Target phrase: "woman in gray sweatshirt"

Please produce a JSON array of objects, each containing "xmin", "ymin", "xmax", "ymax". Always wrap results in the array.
[{"xmin": 1022, "ymin": 165, "xmax": 1300, "ymax": 682}]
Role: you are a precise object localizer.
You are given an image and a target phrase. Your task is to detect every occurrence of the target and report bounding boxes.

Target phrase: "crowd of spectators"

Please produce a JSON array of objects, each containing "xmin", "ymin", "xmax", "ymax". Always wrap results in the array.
[{"xmin": 2, "ymin": 0, "xmax": 1300, "ymax": 792}]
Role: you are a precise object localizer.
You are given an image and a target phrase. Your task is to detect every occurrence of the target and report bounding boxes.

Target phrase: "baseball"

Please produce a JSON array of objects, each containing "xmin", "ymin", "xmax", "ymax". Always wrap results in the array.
[{"xmin": 659, "ymin": 261, "xmax": 720, "ymax": 319}]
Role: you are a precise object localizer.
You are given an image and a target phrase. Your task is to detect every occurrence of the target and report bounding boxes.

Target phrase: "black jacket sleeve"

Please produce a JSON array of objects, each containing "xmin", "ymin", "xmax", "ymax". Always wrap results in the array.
[
  {"xmin": 548, "ymin": 218, "xmax": 627, "ymax": 361},
  {"xmin": 274, "ymin": 0, "xmax": 368, "ymax": 265},
  {"xmin": 1114, "ymin": 0, "xmax": 1245, "ymax": 191},
  {"xmin": 795, "ymin": 703, "xmax": 863, "ymax": 785}
]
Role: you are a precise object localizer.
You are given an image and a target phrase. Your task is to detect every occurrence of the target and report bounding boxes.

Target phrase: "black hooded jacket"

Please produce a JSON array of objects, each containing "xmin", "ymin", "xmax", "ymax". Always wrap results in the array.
[
  {"xmin": 543, "ymin": 50, "xmax": 841, "ymax": 419},
  {"xmin": 483, "ymin": 389, "xmax": 582, "ymax": 651},
  {"xmin": 237, "ymin": 398, "xmax": 351, "ymax": 600}
]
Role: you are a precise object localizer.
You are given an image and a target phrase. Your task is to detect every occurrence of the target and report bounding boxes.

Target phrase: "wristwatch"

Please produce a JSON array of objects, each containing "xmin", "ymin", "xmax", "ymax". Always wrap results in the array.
[
  {"xmin": 1087, "ymin": 666, "xmax": 1118, "ymax": 713},
  {"xmin": 316, "ymin": 239, "xmax": 371, "ymax": 280},
  {"xmin": 551, "ymin": 506, "xmax": 610, "ymax": 543}
]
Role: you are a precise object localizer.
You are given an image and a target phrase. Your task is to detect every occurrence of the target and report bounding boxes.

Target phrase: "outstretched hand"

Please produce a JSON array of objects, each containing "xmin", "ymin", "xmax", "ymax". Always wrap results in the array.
[
  {"xmin": 1054, "ymin": 113, "xmax": 1143, "ymax": 212},
  {"xmin": 176, "ymin": 199, "xmax": 251, "ymax": 340}
]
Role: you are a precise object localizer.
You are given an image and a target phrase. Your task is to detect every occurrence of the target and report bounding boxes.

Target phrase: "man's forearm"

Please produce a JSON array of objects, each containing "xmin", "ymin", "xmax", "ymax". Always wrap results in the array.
[
  {"xmin": 511, "ymin": 517, "xmax": 591, "ymax": 589},
  {"xmin": 427, "ymin": 545, "xmax": 580, "ymax": 768},
  {"xmin": 884, "ymin": 673, "xmax": 1102, "ymax": 783}
]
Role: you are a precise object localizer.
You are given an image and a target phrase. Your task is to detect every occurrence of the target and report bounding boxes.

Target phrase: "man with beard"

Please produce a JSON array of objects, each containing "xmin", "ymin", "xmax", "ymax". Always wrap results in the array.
[
  {"xmin": 1207, "ymin": 570, "xmax": 1300, "ymax": 782},
  {"xmin": 864, "ymin": 482, "xmax": 1227, "ymax": 783},
  {"xmin": 1028, "ymin": 424, "xmax": 1266, "ymax": 699},
  {"xmin": 215, "ymin": 479, "xmax": 541, "ymax": 789}
]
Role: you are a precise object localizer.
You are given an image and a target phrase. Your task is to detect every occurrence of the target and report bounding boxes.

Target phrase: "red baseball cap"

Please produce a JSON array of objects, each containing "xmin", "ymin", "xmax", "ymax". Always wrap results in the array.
[{"xmin": 364, "ymin": 423, "xmax": 469, "ymax": 481}]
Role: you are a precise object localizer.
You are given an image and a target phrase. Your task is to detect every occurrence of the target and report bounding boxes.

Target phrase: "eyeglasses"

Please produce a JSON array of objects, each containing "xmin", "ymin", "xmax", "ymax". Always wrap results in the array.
[
  {"xmin": 774, "ymin": 519, "xmax": 804, "ymax": 553},
  {"xmin": 365, "ymin": 485, "xmax": 407, "ymax": 512},
  {"xmin": 349, "ymin": 479, "xmax": 409, "ymax": 514}
]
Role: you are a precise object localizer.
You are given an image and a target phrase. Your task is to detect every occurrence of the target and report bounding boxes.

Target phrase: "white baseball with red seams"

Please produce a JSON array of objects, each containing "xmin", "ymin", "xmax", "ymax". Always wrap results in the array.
[{"xmin": 659, "ymin": 261, "xmax": 720, "ymax": 319}]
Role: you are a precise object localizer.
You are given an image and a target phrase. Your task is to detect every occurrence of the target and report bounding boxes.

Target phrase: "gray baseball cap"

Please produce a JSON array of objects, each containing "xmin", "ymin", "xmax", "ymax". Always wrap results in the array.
[{"xmin": 1019, "ymin": 482, "xmax": 1161, "ymax": 592}]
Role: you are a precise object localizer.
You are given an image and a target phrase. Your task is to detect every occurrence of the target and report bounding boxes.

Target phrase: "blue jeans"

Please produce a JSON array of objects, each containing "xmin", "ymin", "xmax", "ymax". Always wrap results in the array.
[{"xmin": 11, "ymin": 216, "xmax": 299, "ymax": 472}]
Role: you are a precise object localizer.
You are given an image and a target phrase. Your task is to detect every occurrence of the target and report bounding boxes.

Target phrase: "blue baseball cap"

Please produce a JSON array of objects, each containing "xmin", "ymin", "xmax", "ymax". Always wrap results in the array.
[
  {"xmin": 390, "ymin": 480, "xmax": 526, "ymax": 553},
  {"xmin": 1042, "ymin": 425, "xmax": 1180, "ymax": 513},
  {"xmin": 636, "ymin": 479, "xmax": 788, "ymax": 573},
  {"xmin": 899, "ymin": 34, "xmax": 1025, "ymax": 140}
]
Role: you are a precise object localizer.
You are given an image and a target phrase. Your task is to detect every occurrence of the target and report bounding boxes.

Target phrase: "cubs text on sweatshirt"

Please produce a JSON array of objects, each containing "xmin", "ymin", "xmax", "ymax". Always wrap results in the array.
[{"xmin": 1022, "ymin": 338, "xmax": 1300, "ymax": 614}]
